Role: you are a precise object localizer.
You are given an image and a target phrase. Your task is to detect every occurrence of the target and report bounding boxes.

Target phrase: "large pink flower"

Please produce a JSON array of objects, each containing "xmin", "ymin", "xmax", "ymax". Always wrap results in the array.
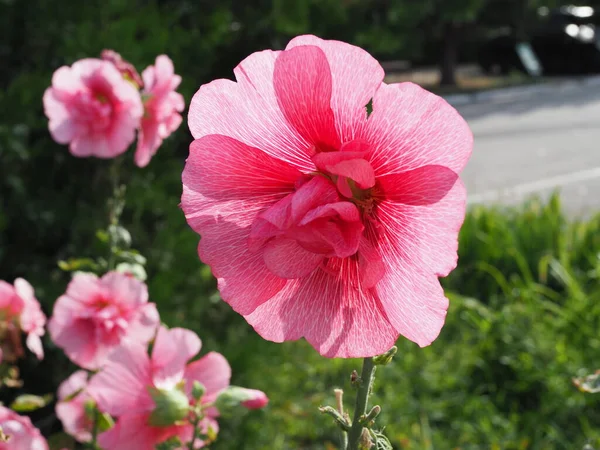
[
  {"xmin": 0, "ymin": 278, "xmax": 46, "ymax": 360},
  {"xmin": 48, "ymin": 272, "xmax": 159, "ymax": 370},
  {"xmin": 135, "ymin": 55, "xmax": 185, "ymax": 168},
  {"xmin": 43, "ymin": 58, "xmax": 143, "ymax": 159},
  {"xmin": 0, "ymin": 406, "xmax": 48, "ymax": 450},
  {"xmin": 87, "ymin": 327, "xmax": 231, "ymax": 450},
  {"xmin": 56, "ymin": 370, "xmax": 93, "ymax": 443},
  {"xmin": 181, "ymin": 35, "xmax": 473, "ymax": 358}
]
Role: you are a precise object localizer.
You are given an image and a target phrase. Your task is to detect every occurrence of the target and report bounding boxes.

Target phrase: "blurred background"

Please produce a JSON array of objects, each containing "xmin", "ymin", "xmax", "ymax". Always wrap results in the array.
[{"xmin": 2, "ymin": 0, "xmax": 600, "ymax": 449}]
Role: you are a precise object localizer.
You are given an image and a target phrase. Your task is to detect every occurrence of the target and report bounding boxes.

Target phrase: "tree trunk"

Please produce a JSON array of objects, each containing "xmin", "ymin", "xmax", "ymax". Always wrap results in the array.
[{"xmin": 439, "ymin": 22, "xmax": 460, "ymax": 87}]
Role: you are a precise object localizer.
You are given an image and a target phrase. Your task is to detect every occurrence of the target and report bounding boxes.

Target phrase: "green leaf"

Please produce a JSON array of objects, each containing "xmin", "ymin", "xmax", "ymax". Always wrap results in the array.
[
  {"xmin": 10, "ymin": 393, "xmax": 53, "ymax": 412},
  {"xmin": 57, "ymin": 258, "xmax": 99, "ymax": 272},
  {"xmin": 95, "ymin": 229, "xmax": 110, "ymax": 243}
]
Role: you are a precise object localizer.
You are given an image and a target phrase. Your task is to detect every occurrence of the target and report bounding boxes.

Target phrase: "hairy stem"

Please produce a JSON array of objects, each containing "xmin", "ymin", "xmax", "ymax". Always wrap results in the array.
[{"xmin": 347, "ymin": 357, "xmax": 376, "ymax": 450}]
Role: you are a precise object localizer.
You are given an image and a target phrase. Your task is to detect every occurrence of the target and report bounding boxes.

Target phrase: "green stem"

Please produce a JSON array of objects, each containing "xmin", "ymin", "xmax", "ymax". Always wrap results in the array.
[
  {"xmin": 90, "ymin": 407, "xmax": 99, "ymax": 449},
  {"xmin": 188, "ymin": 413, "xmax": 201, "ymax": 450},
  {"xmin": 341, "ymin": 429, "xmax": 349, "ymax": 449},
  {"xmin": 347, "ymin": 357, "xmax": 376, "ymax": 450}
]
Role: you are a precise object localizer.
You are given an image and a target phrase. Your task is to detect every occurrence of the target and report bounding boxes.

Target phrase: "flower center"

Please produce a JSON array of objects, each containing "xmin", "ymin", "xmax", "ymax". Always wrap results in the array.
[
  {"xmin": 248, "ymin": 139, "xmax": 381, "ymax": 281},
  {"xmin": 72, "ymin": 91, "xmax": 113, "ymax": 132}
]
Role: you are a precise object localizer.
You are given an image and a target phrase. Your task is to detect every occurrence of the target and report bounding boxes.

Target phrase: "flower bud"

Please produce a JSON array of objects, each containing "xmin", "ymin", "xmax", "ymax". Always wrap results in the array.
[
  {"xmin": 191, "ymin": 381, "xmax": 206, "ymax": 401},
  {"xmin": 147, "ymin": 386, "xmax": 190, "ymax": 427},
  {"xmin": 214, "ymin": 386, "xmax": 268, "ymax": 415}
]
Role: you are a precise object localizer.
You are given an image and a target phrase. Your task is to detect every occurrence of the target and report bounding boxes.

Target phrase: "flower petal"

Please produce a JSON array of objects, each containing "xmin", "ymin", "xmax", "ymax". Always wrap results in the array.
[
  {"xmin": 371, "ymin": 169, "xmax": 466, "ymax": 347},
  {"xmin": 274, "ymin": 45, "xmax": 340, "ymax": 151},
  {"xmin": 58, "ymin": 370, "xmax": 89, "ymax": 401},
  {"xmin": 246, "ymin": 261, "xmax": 397, "ymax": 358},
  {"xmin": 263, "ymin": 237, "xmax": 324, "ymax": 279},
  {"xmin": 97, "ymin": 414, "xmax": 169, "ymax": 450},
  {"xmin": 25, "ymin": 334, "xmax": 44, "ymax": 360},
  {"xmin": 48, "ymin": 318, "xmax": 101, "ymax": 370},
  {"xmin": 100, "ymin": 271, "xmax": 148, "ymax": 307},
  {"xmin": 361, "ymin": 82, "xmax": 473, "ymax": 175},
  {"xmin": 182, "ymin": 135, "xmax": 301, "ymax": 314},
  {"xmin": 376, "ymin": 165, "xmax": 466, "ymax": 277},
  {"xmin": 182, "ymin": 134, "xmax": 301, "ymax": 230},
  {"xmin": 87, "ymin": 341, "xmax": 153, "ymax": 416},
  {"xmin": 286, "ymin": 35, "xmax": 385, "ymax": 142},
  {"xmin": 151, "ymin": 327, "xmax": 201, "ymax": 389},
  {"xmin": 184, "ymin": 352, "xmax": 231, "ymax": 402},
  {"xmin": 125, "ymin": 303, "xmax": 159, "ymax": 345},
  {"xmin": 188, "ymin": 50, "xmax": 312, "ymax": 170}
]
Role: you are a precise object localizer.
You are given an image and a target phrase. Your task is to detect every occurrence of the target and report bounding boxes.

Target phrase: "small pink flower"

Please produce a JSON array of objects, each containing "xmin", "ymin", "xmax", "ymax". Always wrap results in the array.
[
  {"xmin": 0, "ymin": 278, "xmax": 46, "ymax": 360},
  {"xmin": 43, "ymin": 58, "xmax": 143, "ymax": 159},
  {"xmin": 56, "ymin": 370, "xmax": 93, "ymax": 443},
  {"xmin": 182, "ymin": 35, "xmax": 473, "ymax": 358},
  {"xmin": 0, "ymin": 406, "xmax": 48, "ymax": 450},
  {"xmin": 135, "ymin": 55, "xmax": 185, "ymax": 168},
  {"xmin": 87, "ymin": 327, "xmax": 230, "ymax": 450},
  {"xmin": 48, "ymin": 271, "xmax": 159, "ymax": 370}
]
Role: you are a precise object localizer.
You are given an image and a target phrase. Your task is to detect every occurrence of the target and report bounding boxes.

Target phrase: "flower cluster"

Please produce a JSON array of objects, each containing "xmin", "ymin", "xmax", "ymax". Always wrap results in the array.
[
  {"xmin": 43, "ymin": 51, "xmax": 184, "ymax": 167},
  {"xmin": 48, "ymin": 272, "xmax": 268, "ymax": 449},
  {"xmin": 4, "ymin": 33, "xmax": 473, "ymax": 450}
]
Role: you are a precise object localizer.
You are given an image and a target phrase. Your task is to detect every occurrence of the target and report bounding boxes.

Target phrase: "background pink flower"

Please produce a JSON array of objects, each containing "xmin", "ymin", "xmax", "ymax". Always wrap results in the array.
[
  {"xmin": 0, "ymin": 278, "xmax": 46, "ymax": 360},
  {"xmin": 182, "ymin": 35, "xmax": 473, "ymax": 358},
  {"xmin": 43, "ymin": 58, "xmax": 143, "ymax": 159},
  {"xmin": 135, "ymin": 55, "xmax": 185, "ymax": 168},
  {"xmin": 0, "ymin": 406, "xmax": 48, "ymax": 450},
  {"xmin": 56, "ymin": 370, "xmax": 93, "ymax": 443},
  {"xmin": 87, "ymin": 327, "xmax": 230, "ymax": 450},
  {"xmin": 48, "ymin": 271, "xmax": 159, "ymax": 370}
]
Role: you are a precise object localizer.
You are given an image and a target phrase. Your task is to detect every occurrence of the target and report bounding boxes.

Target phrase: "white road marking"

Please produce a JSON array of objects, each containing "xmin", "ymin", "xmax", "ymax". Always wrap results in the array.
[{"xmin": 468, "ymin": 166, "xmax": 600, "ymax": 204}]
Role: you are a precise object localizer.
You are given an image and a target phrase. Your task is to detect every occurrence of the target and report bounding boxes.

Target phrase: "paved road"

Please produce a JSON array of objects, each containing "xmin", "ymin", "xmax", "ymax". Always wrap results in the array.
[{"xmin": 457, "ymin": 82, "xmax": 600, "ymax": 216}]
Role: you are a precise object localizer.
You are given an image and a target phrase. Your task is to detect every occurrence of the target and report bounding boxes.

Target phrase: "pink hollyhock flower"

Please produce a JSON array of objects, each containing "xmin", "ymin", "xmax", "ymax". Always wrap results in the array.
[
  {"xmin": 135, "ymin": 55, "xmax": 185, "ymax": 168},
  {"xmin": 101, "ymin": 49, "xmax": 144, "ymax": 88},
  {"xmin": 48, "ymin": 271, "xmax": 159, "ymax": 370},
  {"xmin": 87, "ymin": 327, "xmax": 231, "ymax": 450},
  {"xmin": 0, "ymin": 279, "xmax": 46, "ymax": 360},
  {"xmin": 181, "ymin": 35, "xmax": 473, "ymax": 358},
  {"xmin": 56, "ymin": 370, "xmax": 93, "ymax": 443},
  {"xmin": 0, "ymin": 406, "xmax": 48, "ymax": 450},
  {"xmin": 43, "ymin": 58, "xmax": 143, "ymax": 159}
]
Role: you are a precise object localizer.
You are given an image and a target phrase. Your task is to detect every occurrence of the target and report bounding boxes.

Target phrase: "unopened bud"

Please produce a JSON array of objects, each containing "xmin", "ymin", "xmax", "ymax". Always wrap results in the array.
[
  {"xmin": 214, "ymin": 386, "xmax": 269, "ymax": 415},
  {"xmin": 191, "ymin": 381, "xmax": 206, "ymax": 401},
  {"xmin": 147, "ymin": 386, "xmax": 190, "ymax": 427},
  {"xmin": 359, "ymin": 405, "xmax": 381, "ymax": 427}
]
